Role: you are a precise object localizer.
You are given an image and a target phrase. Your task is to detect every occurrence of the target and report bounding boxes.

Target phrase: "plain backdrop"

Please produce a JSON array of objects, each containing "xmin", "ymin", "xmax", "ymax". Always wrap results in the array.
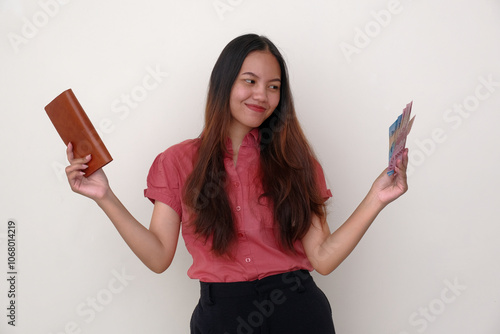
[{"xmin": 1, "ymin": 0, "xmax": 499, "ymax": 333}]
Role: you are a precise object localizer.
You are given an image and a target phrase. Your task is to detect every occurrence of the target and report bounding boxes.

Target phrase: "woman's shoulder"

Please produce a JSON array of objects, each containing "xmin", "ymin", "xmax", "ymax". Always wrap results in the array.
[
  {"xmin": 155, "ymin": 137, "xmax": 201, "ymax": 164},
  {"xmin": 164, "ymin": 137, "xmax": 201, "ymax": 154}
]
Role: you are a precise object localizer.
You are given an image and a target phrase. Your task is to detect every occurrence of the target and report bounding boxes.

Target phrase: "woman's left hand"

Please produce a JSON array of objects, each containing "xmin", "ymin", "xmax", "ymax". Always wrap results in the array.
[{"xmin": 370, "ymin": 148, "xmax": 410, "ymax": 207}]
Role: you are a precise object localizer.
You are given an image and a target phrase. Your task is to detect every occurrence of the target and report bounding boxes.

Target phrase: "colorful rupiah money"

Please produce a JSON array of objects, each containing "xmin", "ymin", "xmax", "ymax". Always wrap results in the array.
[{"xmin": 388, "ymin": 101, "xmax": 415, "ymax": 175}]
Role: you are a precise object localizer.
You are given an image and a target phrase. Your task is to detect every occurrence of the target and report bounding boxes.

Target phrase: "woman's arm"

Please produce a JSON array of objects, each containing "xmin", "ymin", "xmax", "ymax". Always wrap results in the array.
[
  {"xmin": 302, "ymin": 149, "xmax": 409, "ymax": 275},
  {"xmin": 65, "ymin": 143, "xmax": 180, "ymax": 273}
]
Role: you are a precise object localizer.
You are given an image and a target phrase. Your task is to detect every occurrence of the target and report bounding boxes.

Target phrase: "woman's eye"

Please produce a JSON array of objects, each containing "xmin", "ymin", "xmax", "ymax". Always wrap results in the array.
[
  {"xmin": 244, "ymin": 79, "xmax": 255, "ymax": 84},
  {"xmin": 269, "ymin": 85, "xmax": 279, "ymax": 90}
]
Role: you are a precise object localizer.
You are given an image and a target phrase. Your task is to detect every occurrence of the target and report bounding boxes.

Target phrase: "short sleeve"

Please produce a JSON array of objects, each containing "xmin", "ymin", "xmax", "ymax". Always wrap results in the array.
[
  {"xmin": 144, "ymin": 149, "xmax": 183, "ymax": 219},
  {"xmin": 314, "ymin": 159, "xmax": 332, "ymax": 202}
]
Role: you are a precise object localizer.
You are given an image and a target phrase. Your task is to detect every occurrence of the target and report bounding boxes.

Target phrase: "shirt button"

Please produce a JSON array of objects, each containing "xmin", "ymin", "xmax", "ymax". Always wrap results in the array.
[
  {"xmin": 245, "ymin": 257, "xmax": 251, "ymax": 263},
  {"xmin": 234, "ymin": 182, "xmax": 240, "ymax": 188},
  {"xmin": 238, "ymin": 232, "xmax": 244, "ymax": 238},
  {"xmin": 235, "ymin": 206, "xmax": 241, "ymax": 212}
]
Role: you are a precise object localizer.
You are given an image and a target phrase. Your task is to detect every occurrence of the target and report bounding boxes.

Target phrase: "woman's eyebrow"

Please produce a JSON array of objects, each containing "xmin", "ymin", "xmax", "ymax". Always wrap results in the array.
[{"xmin": 241, "ymin": 71, "xmax": 281, "ymax": 82}]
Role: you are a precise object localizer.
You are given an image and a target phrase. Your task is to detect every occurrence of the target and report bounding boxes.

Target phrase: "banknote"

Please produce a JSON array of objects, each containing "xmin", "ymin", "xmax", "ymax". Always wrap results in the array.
[{"xmin": 388, "ymin": 101, "xmax": 415, "ymax": 175}]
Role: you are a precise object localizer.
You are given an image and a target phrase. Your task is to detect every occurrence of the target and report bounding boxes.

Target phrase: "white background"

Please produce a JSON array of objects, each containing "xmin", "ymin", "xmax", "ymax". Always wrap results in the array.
[{"xmin": 1, "ymin": 0, "xmax": 499, "ymax": 333}]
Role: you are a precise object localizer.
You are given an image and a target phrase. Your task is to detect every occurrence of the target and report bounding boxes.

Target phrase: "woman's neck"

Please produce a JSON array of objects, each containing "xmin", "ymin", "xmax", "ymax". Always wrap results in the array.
[{"xmin": 228, "ymin": 124, "xmax": 253, "ymax": 166}]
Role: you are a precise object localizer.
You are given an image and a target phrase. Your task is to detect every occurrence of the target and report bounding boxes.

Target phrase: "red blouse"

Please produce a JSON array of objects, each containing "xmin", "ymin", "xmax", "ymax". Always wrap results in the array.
[{"xmin": 144, "ymin": 129, "xmax": 332, "ymax": 282}]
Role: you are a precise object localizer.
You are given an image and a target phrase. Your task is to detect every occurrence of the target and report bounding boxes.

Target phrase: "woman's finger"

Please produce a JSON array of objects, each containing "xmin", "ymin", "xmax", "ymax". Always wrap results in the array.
[
  {"xmin": 402, "ymin": 148, "xmax": 409, "ymax": 169},
  {"xmin": 66, "ymin": 143, "xmax": 92, "ymax": 165},
  {"xmin": 69, "ymin": 155, "xmax": 92, "ymax": 166},
  {"xmin": 65, "ymin": 163, "xmax": 89, "ymax": 176},
  {"xmin": 69, "ymin": 155, "xmax": 91, "ymax": 165},
  {"xmin": 66, "ymin": 142, "xmax": 74, "ymax": 162},
  {"xmin": 395, "ymin": 150, "xmax": 408, "ymax": 174},
  {"xmin": 66, "ymin": 168, "xmax": 83, "ymax": 185},
  {"xmin": 67, "ymin": 169, "xmax": 84, "ymax": 180}
]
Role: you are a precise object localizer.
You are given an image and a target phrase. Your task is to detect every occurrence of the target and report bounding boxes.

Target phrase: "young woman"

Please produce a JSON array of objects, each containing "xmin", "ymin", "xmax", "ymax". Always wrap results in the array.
[{"xmin": 65, "ymin": 34, "xmax": 409, "ymax": 333}]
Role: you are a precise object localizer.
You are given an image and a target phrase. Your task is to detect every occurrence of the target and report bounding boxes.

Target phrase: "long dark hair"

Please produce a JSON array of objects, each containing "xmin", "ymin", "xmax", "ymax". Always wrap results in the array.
[{"xmin": 183, "ymin": 34, "xmax": 327, "ymax": 256}]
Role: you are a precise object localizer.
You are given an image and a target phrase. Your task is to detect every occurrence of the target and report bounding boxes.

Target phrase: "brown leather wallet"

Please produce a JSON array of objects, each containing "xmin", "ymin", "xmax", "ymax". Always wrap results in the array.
[{"xmin": 45, "ymin": 89, "xmax": 112, "ymax": 177}]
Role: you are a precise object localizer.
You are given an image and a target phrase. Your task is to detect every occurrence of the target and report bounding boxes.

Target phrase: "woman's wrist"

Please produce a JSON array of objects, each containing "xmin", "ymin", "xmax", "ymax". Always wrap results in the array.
[
  {"xmin": 94, "ymin": 186, "xmax": 115, "ymax": 208},
  {"xmin": 364, "ymin": 187, "xmax": 388, "ymax": 213}
]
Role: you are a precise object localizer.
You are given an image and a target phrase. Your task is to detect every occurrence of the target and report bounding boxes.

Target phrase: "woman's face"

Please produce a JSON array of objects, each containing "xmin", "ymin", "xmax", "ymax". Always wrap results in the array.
[{"xmin": 229, "ymin": 51, "xmax": 281, "ymax": 137}]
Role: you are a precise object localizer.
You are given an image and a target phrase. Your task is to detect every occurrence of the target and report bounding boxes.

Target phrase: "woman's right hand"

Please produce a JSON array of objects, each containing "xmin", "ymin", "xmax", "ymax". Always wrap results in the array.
[{"xmin": 65, "ymin": 142, "xmax": 110, "ymax": 201}]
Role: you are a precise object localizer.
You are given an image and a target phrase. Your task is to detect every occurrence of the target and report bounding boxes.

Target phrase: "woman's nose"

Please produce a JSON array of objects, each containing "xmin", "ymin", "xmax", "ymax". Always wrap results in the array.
[{"xmin": 252, "ymin": 84, "xmax": 267, "ymax": 102}]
